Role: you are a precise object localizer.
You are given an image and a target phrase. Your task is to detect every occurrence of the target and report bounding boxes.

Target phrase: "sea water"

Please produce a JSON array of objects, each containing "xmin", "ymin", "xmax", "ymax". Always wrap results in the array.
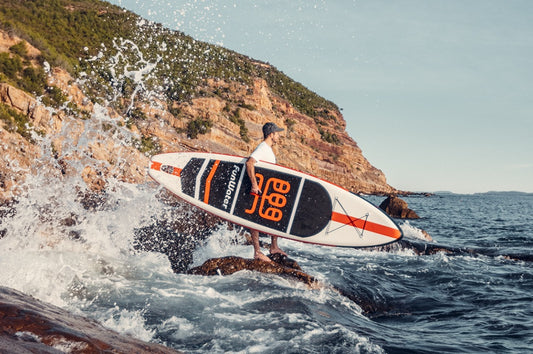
[{"xmin": 1, "ymin": 174, "xmax": 531, "ymax": 353}]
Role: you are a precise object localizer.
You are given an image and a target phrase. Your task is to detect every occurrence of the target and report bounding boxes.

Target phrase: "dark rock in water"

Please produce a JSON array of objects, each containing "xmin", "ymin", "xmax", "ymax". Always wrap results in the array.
[
  {"xmin": 0, "ymin": 286, "xmax": 180, "ymax": 353},
  {"xmin": 188, "ymin": 255, "xmax": 318, "ymax": 286},
  {"xmin": 374, "ymin": 238, "xmax": 479, "ymax": 256},
  {"xmin": 134, "ymin": 196, "xmax": 223, "ymax": 273},
  {"xmin": 503, "ymin": 254, "xmax": 533, "ymax": 262},
  {"xmin": 0, "ymin": 199, "xmax": 17, "ymax": 219},
  {"xmin": 135, "ymin": 219, "xmax": 204, "ymax": 273},
  {"xmin": 374, "ymin": 238, "xmax": 533, "ymax": 263},
  {"xmin": 379, "ymin": 195, "xmax": 419, "ymax": 219}
]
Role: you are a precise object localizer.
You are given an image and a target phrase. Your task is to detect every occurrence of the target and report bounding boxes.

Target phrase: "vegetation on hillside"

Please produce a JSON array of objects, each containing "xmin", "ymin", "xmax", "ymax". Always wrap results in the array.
[
  {"xmin": 0, "ymin": 42, "xmax": 46, "ymax": 95},
  {"xmin": 0, "ymin": 0, "xmax": 342, "ymax": 142},
  {"xmin": 0, "ymin": 102, "xmax": 38, "ymax": 141}
]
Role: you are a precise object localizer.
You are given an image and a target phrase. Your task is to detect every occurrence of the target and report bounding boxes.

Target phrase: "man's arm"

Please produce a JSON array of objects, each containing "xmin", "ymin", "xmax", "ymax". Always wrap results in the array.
[{"xmin": 246, "ymin": 157, "xmax": 261, "ymax": 194}]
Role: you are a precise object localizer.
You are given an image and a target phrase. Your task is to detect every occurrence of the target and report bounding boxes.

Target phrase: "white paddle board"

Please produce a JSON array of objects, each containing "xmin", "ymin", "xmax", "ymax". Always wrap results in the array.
[{"xmin": 148, "ymin": 152, "xmax": 402, "ymax": 247}]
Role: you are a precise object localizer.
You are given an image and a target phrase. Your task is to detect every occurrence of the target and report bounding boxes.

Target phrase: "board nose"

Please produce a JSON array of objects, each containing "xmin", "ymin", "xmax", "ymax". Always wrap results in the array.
[{"xmin": 150, "ymin": 160, "xmax": 182, "ymax": 176}]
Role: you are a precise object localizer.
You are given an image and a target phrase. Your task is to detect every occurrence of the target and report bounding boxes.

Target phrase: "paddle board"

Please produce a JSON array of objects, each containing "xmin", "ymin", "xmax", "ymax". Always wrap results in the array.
[{"xmin": 148, "ymin": 152, "xmax": 402, "ymax": 248}]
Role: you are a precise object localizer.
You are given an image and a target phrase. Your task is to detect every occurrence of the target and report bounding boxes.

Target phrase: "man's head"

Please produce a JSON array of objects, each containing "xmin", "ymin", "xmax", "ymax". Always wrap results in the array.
[{"xmin": 262, "ymin": 122, "xmax": 284, "ymax": 139}]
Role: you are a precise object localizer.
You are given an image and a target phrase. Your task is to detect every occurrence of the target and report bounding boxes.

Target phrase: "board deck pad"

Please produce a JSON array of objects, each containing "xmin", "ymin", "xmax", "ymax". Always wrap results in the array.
[{"xmin": 149, "ymin": 152, "xmax": 403, "ymax": 248}]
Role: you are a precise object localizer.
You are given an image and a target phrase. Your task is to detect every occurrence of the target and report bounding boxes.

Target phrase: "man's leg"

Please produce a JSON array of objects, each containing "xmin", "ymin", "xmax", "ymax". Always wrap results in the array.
[
  {"xmin": 270, "ymin": 236, "xmax": 287, "ymax": 256},
  {"xmin": 251, "ymin": 230, "xmax": 271, "ymax": 262}
]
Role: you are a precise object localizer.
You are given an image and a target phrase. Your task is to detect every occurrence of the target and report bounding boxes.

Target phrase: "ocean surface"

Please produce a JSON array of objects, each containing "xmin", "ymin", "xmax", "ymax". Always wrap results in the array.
[{"xmin": 1, "ymin": 176, "xmax": 531, "ymax": 353}]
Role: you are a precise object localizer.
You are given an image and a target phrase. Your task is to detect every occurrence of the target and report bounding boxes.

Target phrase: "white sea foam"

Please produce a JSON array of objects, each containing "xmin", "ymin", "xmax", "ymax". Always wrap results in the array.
[
  {"xmin": 191, "ymin": 224, "xmax": 249, "ymax": 266},
  {"xmin": 101, "ymin": 307, "xmax": 155, "ymax": 342},
  {"xmin": 400, "ymin": 220, "xmax": 435, "ymax": 242}
]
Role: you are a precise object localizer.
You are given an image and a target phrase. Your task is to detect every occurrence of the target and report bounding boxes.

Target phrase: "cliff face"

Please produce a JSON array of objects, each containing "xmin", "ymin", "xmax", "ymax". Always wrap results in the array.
[{"xmin": 0, "ymin": 30, "xmax": 396, "ymax": 203}]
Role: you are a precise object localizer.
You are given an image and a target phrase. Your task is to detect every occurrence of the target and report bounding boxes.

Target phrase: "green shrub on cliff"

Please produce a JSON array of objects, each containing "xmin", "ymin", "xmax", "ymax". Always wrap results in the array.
[
  {"xmin": 318, "ymin": 127, "xmax": 341, "ymax": 145},
  {"xmin": 134, "ymin": 135, "xmax": 161, "ymax": 156},
  {"xmin": 19, "ymin": 66, "xmax": 46, "ymax": 95},
  {"xmin": 0, "ymin": 52, "xmax": 23, "ymax": 79},
  {"xmin": 41, "ymin": 85, "xmax": 68, "ymax": 108},
  {"xmin": 228, "ymin": 108, "xmax": 250, "ymax": 143},
  {"xmin": 0, "ymin": 50, "xmax": 46, "ymax": 95},
  {"xmin": 186, "ymin": 117, "xmax": 213, "ymax": 139},
  {"xmin": 9, "ymin": 41, "xmax": 28, "ymax": 58},
  {"xmin": 0, "ymin": 102, "xmax": 35, "ymax": 141}
]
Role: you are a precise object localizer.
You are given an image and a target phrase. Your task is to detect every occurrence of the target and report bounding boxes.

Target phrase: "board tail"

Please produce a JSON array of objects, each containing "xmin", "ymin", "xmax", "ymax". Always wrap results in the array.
[{"xmin": 330, "ymin": 211, "xmax": 402, "ymax": 240}]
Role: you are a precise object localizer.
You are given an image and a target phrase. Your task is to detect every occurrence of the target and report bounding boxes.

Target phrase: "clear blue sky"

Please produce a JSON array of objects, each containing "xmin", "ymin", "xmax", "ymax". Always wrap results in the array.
[{"xmin": 109, "ymin": 0, "xmax": 533, "ymax": 194}]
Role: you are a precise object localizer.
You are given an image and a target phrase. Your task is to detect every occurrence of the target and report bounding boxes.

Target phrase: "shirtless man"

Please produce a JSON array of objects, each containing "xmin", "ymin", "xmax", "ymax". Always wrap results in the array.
[{"xmin": 246, "ymin": 122, "xmax": 287, "ymax": 262}]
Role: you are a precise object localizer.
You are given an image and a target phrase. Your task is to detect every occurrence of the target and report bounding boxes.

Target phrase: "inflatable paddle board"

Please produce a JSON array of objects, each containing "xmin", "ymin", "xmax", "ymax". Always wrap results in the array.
[{"xmin": 148, "ymin": 152, "xmax": 402, "ymax": 247}]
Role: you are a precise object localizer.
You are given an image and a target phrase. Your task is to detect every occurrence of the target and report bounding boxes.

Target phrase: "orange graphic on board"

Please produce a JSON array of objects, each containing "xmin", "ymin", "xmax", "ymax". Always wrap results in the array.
[{"xmin": 245, "ymin": 173, "xmax": 291, "ymax": 222}]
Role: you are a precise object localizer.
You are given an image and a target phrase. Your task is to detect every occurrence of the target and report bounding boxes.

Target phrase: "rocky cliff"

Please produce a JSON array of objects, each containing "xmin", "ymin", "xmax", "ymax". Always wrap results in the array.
[{"xmin": 0, "ymin": 28, "xmax": 396, "ymax": 203}]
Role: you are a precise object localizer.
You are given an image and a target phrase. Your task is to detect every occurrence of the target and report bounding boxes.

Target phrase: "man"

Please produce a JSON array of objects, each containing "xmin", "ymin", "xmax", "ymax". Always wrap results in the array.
[{"xmin": 246, "ymin": 122, "xmax": 287, "ymax": 262}]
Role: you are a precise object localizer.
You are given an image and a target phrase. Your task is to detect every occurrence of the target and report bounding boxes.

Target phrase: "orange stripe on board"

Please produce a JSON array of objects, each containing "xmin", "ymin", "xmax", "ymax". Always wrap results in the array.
[
  {"xmin": 203, "ymin": 160, "xmax": 220, "ymax": 204},
  {"xmin": 150, "ymin": 161, "xmax": 182, "ymax": 176},
  {"xmin": 151, "ymin": 161, "xmax": 162, "ymax": 171},
  {"xmin": 171, "ymin": 167, "xmax": 182, "ymax": 176},
  {"xmin": 331, "ymin": 211, "xmax": 402, "ymax": 239}
]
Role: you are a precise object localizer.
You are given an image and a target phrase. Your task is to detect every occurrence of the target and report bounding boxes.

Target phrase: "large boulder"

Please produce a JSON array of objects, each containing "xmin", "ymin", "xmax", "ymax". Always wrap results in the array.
[
  {"xmin": 379, "ymin": 195, "xmax": 419, "ymax": 219},
  {"xmin": 188, "ymin": 254, "xmax": 318, "ymax": 287}
]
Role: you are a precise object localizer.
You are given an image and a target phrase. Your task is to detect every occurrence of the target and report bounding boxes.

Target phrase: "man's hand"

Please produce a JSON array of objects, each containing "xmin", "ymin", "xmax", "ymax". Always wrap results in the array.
[{"xmin": 250, "ymin": 185, "xmax": 262, "ymax": 196}]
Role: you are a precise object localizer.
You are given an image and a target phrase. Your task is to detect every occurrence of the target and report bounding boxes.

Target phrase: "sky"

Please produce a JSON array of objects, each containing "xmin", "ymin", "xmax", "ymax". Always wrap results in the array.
[{"xmin": 108, "ymin": 0, "xmax": 533, "ymax": 194}]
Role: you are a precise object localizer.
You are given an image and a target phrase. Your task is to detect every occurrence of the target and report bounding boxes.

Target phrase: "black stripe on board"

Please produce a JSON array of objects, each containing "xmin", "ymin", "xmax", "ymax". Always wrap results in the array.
[
  {"xmin": 199, "ymin": 160, "xmax": 244, "ymax": 211},
  {"xmin": 181, "ymin": 158, "xmax": 205, "ymax": 197}
]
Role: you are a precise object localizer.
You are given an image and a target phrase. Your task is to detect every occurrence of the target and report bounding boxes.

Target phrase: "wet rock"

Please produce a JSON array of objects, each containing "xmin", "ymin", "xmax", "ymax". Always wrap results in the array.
[
  {"xmin": 372, "ymin": 238, "xmax": 480, "ymax": 256},
  {"xmin": 379, "ymin": 195, "xmax": 419, "ymax": 219},
  {"xmin": 135, "ymin": 220, "xmax": 206, "ymax": 273},
  {"xmin": 0, "ymin": 286, "xmax": 180, "ymax": 353},
  {"xmin": 268, "ymin": 253, "xmax": 302, "ymax": 270},
  {"xmin": 76, "ymin": 189, "xmax": 109, "ymax": 212},
  {"xmin": 0, "ymin": 200, "xmax": 16, "ymax": 239},
  {"xmin": 374, "ymin": 238, "xmax": 532, "ymax": 262},
  {"xmin": 134, "ymin": 195, "xmax": 223, "ymax": 273},
  {"xmin": 503, "ymin": 254, "xmax": 533, "ymax": 262},
  {"xmin": 187, "ymin": 255, "xmax": 318, "ymax": 287}
]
